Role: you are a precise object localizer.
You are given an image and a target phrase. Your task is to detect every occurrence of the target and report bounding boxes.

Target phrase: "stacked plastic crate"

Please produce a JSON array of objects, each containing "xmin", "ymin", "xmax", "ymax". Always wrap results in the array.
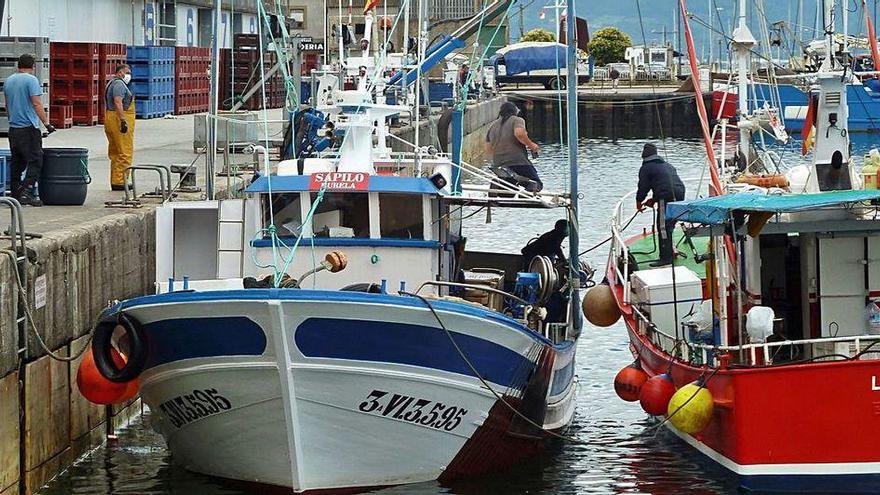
[
  {"xmin": 221, "ymin": 34, "xmax": 284, "ymax": 111},
  {"xmin": 50, "ymin": 42, "xmax": 100, "ymax": 125},
  {"xmin": 97, "ymin": 43, "xmax": 127, "ymax": 124},
  {"xmin": 127, "ymin": 46, "xmax": 175, "ymax": 119},
  {"xmin": 174, "ymin": 47, "xmax": 210, "ymax": 114},
  {"xmin": 0, "ymin": 37, "xmax": 51, "ymax": 133}
]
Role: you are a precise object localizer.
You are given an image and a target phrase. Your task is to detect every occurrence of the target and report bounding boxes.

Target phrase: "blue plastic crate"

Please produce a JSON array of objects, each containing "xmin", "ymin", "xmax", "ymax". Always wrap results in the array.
[
  {"xmin": 130, "ymin": 78, "xmax": 174, "ymax": 98},
  {"xmin": 0, "ymin": 155, "xmax": 8, "ymax": 195},
  {"xmin": 129, "ymin": 61, "xmax": 175, "ymax": 80},
  {"xmin": 135, "ymin": 95, "xmax": 175, "ymax": 119},
  {"xmin": 127, "ymin": 45, "xmax": 175, "ymax": 62}
]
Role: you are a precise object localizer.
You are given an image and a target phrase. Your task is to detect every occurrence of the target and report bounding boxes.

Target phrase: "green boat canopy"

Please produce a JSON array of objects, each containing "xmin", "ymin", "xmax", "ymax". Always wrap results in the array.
[{"xmin": 666, "ymin": 190, "xmax": 880, "ymax": 225}]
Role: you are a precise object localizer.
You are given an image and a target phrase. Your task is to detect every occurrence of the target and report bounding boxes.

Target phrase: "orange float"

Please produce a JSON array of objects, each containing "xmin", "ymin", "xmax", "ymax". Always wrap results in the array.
[
  {"xmin": 614, "ymin": 362, "xmax": 648, "ymax": 402},
  {"xmin": 734, "ymin": 174, "xmax": 790, "ymax": 189},
  {"xmin": 77, "ymin": 348, "xmax": 129, "ymax": 405}
]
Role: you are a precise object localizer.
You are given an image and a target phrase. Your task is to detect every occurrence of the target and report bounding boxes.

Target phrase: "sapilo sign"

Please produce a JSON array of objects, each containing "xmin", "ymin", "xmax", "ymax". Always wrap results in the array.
[{"xmin": 309, "ymin": 172, "xmax": 370, "ymax": 190}]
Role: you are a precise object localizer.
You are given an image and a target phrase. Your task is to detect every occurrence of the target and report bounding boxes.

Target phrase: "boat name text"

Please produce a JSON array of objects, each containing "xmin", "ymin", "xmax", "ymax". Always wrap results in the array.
[
  {"xmin": 357, "ymin": 389, "xmax": 468, "ymax": 432},
  {"xmin": 309, "ymin": 172, "xmax": 370, "ymax": 191},
  {"xmin": 159, "ymin": 388, "xmax": 232, "ymax": 428},
  {"xmin": 873, "ymin": 376, "xmax": 880, "ymax": 391}
]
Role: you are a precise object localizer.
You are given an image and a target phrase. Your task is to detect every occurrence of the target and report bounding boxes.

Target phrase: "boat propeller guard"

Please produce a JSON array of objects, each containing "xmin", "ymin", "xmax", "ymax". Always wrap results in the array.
[{"xmin": 92, "ymin": 313, "xmax": 147, "ymax": 383}]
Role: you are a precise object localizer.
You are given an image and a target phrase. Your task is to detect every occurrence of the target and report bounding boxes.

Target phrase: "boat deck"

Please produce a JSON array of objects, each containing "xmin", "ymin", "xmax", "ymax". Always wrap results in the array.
[{"xmin": 628, "ymin": 229, "xmax": 710, "ymax": 278}]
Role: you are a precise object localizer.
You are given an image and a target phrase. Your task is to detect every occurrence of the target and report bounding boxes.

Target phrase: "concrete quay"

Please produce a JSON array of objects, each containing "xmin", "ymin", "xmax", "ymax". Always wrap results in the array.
[{"xmin": 0, "ymin": 97, "xmax": 503, "ymax": 495}]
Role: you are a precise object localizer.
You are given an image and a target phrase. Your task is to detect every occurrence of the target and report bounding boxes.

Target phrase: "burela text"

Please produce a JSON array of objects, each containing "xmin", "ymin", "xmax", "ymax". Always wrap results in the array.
[
  {"xmin": 159, "ymin": 388, "xmax": 232, "ymax": 428},
  {"xmin": 873, "ymin": 376, "xmax": 880, "ymax": 391},
  {"xmin": 357, "ymin": 389, "xmax": 468, "ymax": 432}
]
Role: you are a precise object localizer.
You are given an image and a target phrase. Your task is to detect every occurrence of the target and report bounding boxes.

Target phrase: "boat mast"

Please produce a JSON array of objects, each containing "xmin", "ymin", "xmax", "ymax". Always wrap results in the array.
[
  {"xmin": 732, "ymin": 0, "xmax": 756, "ymax": 170},
  {"xmin": 206, "ymin": 0, "xmax": 222, "ymax": 200},
  {"xmin": 564, "ymin": 0, "xmax": 580, "ymax": 332}
]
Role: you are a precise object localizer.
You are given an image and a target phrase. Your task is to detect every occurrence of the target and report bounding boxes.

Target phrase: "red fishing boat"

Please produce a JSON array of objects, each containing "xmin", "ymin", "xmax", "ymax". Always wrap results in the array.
[{"xmin": 589, "ymin": 0, "xmax": 880, "ymax": 492}]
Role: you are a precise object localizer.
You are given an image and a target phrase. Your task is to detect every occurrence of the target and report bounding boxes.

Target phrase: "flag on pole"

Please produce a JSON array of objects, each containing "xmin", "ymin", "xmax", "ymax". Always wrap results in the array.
[
  {"xmin": 801, "ymin": 95, "xmax": 816, "ymax": 156},
  {"xmin": 364, "ymin": 0, "xmax": 380, "ymax": 13}
]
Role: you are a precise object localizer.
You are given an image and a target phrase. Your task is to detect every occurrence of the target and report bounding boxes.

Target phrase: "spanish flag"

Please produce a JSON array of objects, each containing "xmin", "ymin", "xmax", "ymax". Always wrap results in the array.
[
  {"xmin": 801, "ymin": 95, "xmax": 817, "ymax": 156},
  {"xmin": 364, "ymin": 0, "xmax": 379, "ymax": 13}
]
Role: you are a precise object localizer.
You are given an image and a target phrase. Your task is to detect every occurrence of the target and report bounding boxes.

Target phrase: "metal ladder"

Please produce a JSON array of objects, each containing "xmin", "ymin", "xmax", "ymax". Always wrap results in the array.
[
  {"xmin": 217, "ymin": 199, "xmax": 246, "ymax": 279},
  {"xmin": 0, "ymin": 198, "xmax": 29, "ymax": 495}
]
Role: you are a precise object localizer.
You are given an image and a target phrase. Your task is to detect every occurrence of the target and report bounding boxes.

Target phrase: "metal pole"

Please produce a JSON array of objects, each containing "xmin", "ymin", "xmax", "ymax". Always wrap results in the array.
[
  {"xmin": 565, "ymin": 0, "xmax": 580, "ymax": 334},
  {"xmin": 207, "ymin": 0, "xmax": 222, "ymax": 199}
]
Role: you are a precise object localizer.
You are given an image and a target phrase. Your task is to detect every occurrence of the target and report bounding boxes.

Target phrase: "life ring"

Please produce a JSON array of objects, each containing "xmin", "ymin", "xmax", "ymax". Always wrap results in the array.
[{"xmin": 92, "ymin": 313, "xmax": 147, "ymax": 383}]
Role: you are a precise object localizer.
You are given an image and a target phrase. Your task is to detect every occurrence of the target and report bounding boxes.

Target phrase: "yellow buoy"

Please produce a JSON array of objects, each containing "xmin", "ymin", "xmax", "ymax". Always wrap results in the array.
[
  {"xmin": 582, "ymin": 284, "xmax": 621, "ymax": 327},
  {"xmin": 667, "ymin": 381, "xmax": 714, "ymax": 434}
]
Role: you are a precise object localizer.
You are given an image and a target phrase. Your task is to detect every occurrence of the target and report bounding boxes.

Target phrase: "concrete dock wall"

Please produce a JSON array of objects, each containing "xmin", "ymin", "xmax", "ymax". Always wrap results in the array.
[
  {"xmin": 0, "ymin": 96, "xmax": 504, "ymax": 495},
  {"xmin": 0, "ymin": 209, "xmax": 155, "ymax": 494}
]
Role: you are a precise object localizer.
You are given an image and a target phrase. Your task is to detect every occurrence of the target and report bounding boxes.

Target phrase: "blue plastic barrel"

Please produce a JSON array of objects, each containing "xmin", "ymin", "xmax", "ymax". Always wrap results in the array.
[{"xmin": 40, "ymin": 148, "xmax": 90, "ymax": 205}]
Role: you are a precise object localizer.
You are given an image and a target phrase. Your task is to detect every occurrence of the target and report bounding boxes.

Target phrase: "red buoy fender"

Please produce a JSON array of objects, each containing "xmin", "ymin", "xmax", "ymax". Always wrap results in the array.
[
  {"xmin": 613, "ymin": 362, "xmax": 648, "ymax": 402},
  {"xmin": 92, "ymin": 313, "xmax": 147, "ymax": 383},
  {"xmin": 639, "ymin": 373, "xmax": 676, "ymax": 416}
]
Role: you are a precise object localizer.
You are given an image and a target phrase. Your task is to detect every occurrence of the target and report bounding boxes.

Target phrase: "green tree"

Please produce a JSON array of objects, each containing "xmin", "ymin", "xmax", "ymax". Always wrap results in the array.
[
  {"xmin": 521, "ymin": 28, "xmax": 556, "ymax": 43},
  {"xmin": 587, "ymin": 27, "xmax": 632, "ymax": 66}
]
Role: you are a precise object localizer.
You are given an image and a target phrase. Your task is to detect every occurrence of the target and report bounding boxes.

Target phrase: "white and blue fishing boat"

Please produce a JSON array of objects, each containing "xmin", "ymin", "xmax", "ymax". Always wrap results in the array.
[{"xmin": 86, "ymin": 1, "xmax": 587, "ymax": 491}]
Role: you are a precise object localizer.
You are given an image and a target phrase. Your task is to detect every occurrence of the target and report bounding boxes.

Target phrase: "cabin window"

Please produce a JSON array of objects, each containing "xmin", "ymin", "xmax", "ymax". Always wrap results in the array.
[
  {"xmin": 379, "ymin": 193, "xmax": 424, "ymax": 239},
  {"xmin": 310, "ymin": 192, "xmax": 370, "ymax": 238},
  {"xmin": 263, "ymin": 193, "xmax": 304, "ymax": 237}
]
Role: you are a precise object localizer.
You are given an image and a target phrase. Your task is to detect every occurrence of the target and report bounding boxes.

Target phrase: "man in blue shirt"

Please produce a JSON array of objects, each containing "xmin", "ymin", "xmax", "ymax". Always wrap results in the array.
[{"xmin": 4, "ymin": 53, "xmax": 55, "ymax": 206}]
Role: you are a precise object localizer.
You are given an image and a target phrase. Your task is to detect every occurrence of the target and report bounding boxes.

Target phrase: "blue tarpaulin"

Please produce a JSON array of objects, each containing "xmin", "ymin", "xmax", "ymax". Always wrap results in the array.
[
  {"xmin": 490, "ymin": 42, "xmax": 567, "ymax": 76},
  {"xmin": 666, "ymin": 190, "xmax": 880, "ymax": 225}
]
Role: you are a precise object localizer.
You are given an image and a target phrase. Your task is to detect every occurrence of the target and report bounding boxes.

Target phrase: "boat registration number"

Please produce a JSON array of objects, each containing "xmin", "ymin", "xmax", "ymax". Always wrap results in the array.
[
  {"xmin": 357, "ymin": 389, "xmax": 468, "ymax": 432},
  {"xmin": 158, "ymin": 388, "xmax": 232, "ymax": 428}
]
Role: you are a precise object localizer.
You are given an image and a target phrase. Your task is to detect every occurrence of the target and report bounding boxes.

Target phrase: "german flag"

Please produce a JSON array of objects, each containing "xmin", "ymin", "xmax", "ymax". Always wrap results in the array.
[
  {"xmin": 801, "ymin": 95, "xmax": 817, "ymax": 156},
  {"xmin": 364, "ymin": 0, "xmax": 380, "ymax": 13}
]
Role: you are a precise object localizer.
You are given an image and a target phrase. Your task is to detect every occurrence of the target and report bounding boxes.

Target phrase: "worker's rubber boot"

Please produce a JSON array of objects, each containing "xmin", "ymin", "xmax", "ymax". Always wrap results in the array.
[{"xmin": 16, "ymin": 187, "xmax": 42, "ymax": 207}]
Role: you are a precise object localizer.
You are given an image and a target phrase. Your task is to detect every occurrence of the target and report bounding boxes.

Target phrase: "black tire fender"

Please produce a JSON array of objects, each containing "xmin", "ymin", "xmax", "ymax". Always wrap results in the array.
[{"xmin": 92, "ymin": 313, "xmax": 147, "ymax": 383}]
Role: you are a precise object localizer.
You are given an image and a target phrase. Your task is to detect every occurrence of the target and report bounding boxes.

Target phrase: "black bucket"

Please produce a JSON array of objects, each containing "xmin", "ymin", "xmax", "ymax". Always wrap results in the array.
[{"xmin": 40, "ymin": 148, "xmax": 91, "ymax": 206}]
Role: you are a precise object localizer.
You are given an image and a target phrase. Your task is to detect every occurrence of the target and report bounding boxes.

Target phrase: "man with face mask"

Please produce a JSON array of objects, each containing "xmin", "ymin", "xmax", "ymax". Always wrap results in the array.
[{"xmin": 104, "ymin": 64, "xmax": 135, "ymax": 190}]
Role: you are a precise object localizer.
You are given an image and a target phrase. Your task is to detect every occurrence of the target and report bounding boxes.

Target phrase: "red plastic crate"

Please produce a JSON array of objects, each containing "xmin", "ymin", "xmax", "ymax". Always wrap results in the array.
[
  {"xmin": 50, "ymin": 42, "xmax": 99, "ymax": 59},
  {"xmin": 71, "ymin": 100, "xmax": 98, "ymax": 125},
  {"xmin": 99, "ymin": 43, "xmax": 127, "ymax": 59},
  {"xmin": 50, "ymin": 79, "xmax": 99, "ymax": 104},
  {"xmin": 49, "ymin": 104, "xmax": 73, "ymax": 128}
]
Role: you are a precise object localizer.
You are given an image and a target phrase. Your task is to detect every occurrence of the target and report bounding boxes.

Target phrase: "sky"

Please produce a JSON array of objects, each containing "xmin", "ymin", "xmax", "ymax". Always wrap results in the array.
[{"xmin": 512, "ymin": 0, "xmax": 879, "ymax": 59}]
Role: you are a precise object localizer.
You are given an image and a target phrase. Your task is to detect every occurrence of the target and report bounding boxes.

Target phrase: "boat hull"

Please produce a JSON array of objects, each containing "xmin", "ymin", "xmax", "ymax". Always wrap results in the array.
[
  {"xmin": 607, "ymin": 269, "xmax": 880, "ymax": 493},
  {"xmin": 114, "ymin": 289, "xmax": 577, "ymax": 492}
]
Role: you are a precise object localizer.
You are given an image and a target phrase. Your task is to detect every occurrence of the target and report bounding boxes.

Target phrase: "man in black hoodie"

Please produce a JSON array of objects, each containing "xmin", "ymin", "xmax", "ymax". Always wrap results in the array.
[{"xmin": 636, "ymin": 143, "xmax": 686, "ymax": 267}]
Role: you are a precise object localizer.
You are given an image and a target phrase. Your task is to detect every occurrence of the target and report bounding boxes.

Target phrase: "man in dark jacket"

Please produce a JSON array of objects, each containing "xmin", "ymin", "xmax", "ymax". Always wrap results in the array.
[
  {"xmin": 521, "ymin": 219, "xmax": 568, "ymax": 268},
  {"xmin": 636, "ymin": 143, "xmax": 686, "ymax": 267}
]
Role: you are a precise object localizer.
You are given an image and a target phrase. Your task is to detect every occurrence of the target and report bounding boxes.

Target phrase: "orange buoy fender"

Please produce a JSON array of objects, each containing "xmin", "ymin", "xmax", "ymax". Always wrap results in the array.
[
  {"xmin": 639, "ymin": 373, "xmax": 676, "ymax": 416},
  {"xmin": 76, "ymin": 348, "xmax": 128, "ymax": 405},
  {"xmin": 614, "ymin": 362, "xmax": 648, "ymax": 402},
  {"xmin": 582, "ymin": 283, "xmax": 621, "ymax": 327}
]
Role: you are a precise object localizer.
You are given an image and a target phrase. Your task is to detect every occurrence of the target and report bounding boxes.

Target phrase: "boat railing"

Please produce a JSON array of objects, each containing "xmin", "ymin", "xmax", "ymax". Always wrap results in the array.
[{"xmin": 630, "ymin": 304, "xmax": 880, "ymax": 367}]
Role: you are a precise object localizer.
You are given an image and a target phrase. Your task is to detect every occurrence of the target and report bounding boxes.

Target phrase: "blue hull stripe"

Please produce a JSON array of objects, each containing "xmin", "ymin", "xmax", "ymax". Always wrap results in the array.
[
  {"xmin": 294, "ymin": 317, "xmax": 532, "ymax": 388},
  {"xmin": 142, "ymin": 317, "xmax": 267, "ymax": 369},
  {"xmin": 111, "ymin": 289, "xmax": 556, "ymax": 347},
  {"xmin": 739, "ymin": 473, "xmax": 880, "ymax": 493}
]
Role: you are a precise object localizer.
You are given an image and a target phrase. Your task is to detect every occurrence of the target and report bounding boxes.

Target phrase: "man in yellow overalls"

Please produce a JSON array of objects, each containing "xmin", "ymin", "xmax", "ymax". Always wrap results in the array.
[{"xmin": 104, "ymin": 64, "xmax": 135, "ymax": 190}]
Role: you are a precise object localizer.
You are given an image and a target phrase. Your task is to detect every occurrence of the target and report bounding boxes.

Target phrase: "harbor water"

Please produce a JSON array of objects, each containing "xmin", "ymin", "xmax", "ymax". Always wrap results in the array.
[{"xmin": 40, "ymin": 132, "xmax": 880, "ymax": 495}]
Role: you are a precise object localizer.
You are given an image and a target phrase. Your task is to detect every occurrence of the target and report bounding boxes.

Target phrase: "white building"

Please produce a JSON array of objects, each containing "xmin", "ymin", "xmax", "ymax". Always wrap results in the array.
[{"xmin": 2, "ymin": 0, "xmax": 285, "ymax": 48}]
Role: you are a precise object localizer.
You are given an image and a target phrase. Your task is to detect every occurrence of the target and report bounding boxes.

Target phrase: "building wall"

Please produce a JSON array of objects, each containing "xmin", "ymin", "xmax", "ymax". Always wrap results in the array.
[
  {"xmin": 4, "ymin": 0, "xmax": 261, "ymax": 47},
  {"xmin": 6, "ymin": 0, "xmax": 148, "ymax": 44}
]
